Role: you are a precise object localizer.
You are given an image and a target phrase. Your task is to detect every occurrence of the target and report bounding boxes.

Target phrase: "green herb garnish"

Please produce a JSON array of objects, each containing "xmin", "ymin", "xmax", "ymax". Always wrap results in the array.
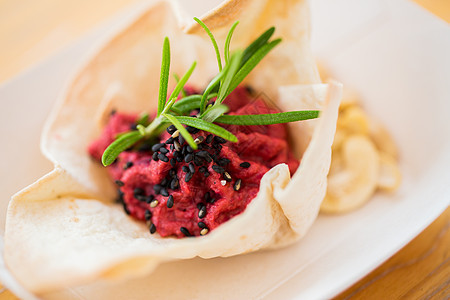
[{"xmin": 101, "ymin": 18, "xmax": 320, "ymax": 166}]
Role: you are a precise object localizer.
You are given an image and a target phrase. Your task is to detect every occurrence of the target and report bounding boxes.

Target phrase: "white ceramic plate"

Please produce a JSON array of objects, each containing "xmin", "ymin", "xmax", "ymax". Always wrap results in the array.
[{"xmin": 0, "ymin": 0, "xmax": 449, "ymax": 299}]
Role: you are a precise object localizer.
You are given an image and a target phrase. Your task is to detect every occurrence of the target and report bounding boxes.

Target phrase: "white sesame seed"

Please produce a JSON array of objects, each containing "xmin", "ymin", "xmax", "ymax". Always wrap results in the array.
[
  {"xmin": 172, "ymin": 130, "xmax": 180, "ymax": 138},
  {"xmin": 194, "ymin": 136, "xmax": 205, "ymax": 144},
  {"xmin": 220, "ymin": 180, "xmax": 227, "ymax": 186},
  {"xmin": 200, "ymin": 228, "xmax": 209, "ymax": 236},
  {"xmin": 150, "ymin": 200, "xmax": 159, "ymax": 208}
]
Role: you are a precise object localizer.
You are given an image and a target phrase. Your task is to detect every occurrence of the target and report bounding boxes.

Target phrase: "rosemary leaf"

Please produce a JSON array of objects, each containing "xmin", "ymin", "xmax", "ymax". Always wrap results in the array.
[
  {"xmin": 227, "ymin": 39, "xmax": 281, "ymax": 96},
  {"xmin": 194, "ymin": 17, "xmax": 222, "ymax": 71},
  {"xmin": 224, "ymin": 21, "xmax": 239, "ymax": 64},
  {"xmin": 173, "ymin": 73, "xmax": 187, "ymax": 97},
  {"xmin": 168, "ymin": 61, "xmax": 197, "ymax": 103},
  {"xmin": 166, "ymin": 116, "xmax": 237, "ymax": 142},
  {"xmin": 102, "ymin": 131, "xmax": 143, "ymax": 166},
  {"xmin": 216, "ymin": 51, "xmax": 243, "ymax": 105},
  {"xmin": 241, "ymin": 27, "xmax": 275, "ymax": 67},
  {"xmin": 157, "ymin": 37, "xmax": 171, "ymax": 116},
  {"xmin": 201, "ymin": 103, "xmax": 229, "ymax": 123},
  {"xmin": 200, "ymin": 71, "xmax": 225, "ymax": 114},
  {"xmin": 215, "ymin": 111, "xmax": 320, "ymax": 125},
  {"xmin": 136, "ymin": 112, "xmax": 149, "ymax": 126}
]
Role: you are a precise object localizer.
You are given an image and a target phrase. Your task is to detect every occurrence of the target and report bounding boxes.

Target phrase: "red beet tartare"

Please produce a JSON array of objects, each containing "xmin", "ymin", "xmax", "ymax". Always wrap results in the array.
[{"xmin": 89, "ymin": 87, "xmax": 299, "ymax": 237}]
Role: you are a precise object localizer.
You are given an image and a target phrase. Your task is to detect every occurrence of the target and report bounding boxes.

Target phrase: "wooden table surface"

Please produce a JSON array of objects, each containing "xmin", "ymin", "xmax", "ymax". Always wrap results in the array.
[{"xmin": 0, "ymin": 0, "xmax": 448, "ymax": 299}]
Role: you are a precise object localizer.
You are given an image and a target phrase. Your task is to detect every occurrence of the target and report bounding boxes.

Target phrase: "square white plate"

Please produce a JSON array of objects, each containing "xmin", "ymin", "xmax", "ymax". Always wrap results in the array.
[{"xmin": 0, "ymin": 0, "xmax": 449, "ymax": 299}]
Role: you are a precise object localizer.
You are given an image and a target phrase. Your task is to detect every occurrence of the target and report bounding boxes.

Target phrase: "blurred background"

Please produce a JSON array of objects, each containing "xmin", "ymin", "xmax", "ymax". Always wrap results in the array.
[{"xmin": 0, "ymin": 0, "xmax": 448, "ymax": 83}]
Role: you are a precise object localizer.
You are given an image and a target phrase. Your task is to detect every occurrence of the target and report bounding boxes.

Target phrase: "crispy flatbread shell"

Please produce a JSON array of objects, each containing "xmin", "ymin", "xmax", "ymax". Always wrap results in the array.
[{"xmin": 4, "ymin": 0, "xmax": 341, "ymax": 293}]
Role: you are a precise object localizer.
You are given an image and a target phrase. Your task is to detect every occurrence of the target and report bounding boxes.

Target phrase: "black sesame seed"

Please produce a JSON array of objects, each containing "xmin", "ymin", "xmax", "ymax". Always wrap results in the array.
[
  {"xmin": 170, "ymin": 144, "xmax": 174, "ymax": 151},
  {"xmin": 167, "ymin": 125, "xmax": 177, "ymax": 134},
  {"xmin": 176, "ymin": 155, "xmax": 183, "ymax": 162},
  {"xmin": 234, "ymin": 179, "xmax": 242, "ymax": 191},
  {"xmin": 152, "ymin": 152, "xmax": 159, "ymax": 161},
  {"xmin": 204, "ymin": 154, "xmax": 212, "ymax": 163},
  {"xmin": 205, "ymin": 134, "xmax": 213, "ymax": 144},
  {"xmin": 198, "ymin": 221, "xmax": 207, "ymax": 229},
  {"xmin": 170, "ymin": 178, "xmax": 179, "ymax": 190},
  {"xmin": 212, "ymin": 165, "xmax": 225, "ymax": 174},
  {"xmin": 204, "ymin": 171, "xmax": 210, "ymax": 177},
  {"xmin": 130, "ymin": 124, "xmax": 138, "ymax": 130},
  {"xmin": 165, "ymin": 137, "xmax": 174, "ymax": 144},
  {"xmin": 150, "ymin": 223, "xmax": 157, "ymax": 234},
  {"xmin": 245, "ymin": 85, "xmax": 255, "ymax": 95},
  {"xmin": 160, "ymin": 178, "xmax": 168, "ymax": 187},
  {"xmin": 138, "ymin": 143, "xmax": 153, "ymax": 152},
  {"xmin": 199, "ymin": 166, "xmax": 207, "ymax": 173},
  {"xmin": 198, "ymin": 143, "xmax": 211, "ymax": 150},
  {"xmin": 204, "ymin": 192, "xmax": 210, "ymax": 202},
  {"xmin": 136, "ymin": 195, "xmax": 147, "ymax": 202},
  {"xmin": 186, "ymin": 126, "xmax": 199, "ymax": 134},
  {"xmin": 123, "ymin": 161, "xmax": 133, "ymax": 170},
  {"xmin": 196, "ymin": 150, "xmax": 209, "ymax": 158},
  {"xmin": 153, "ymin": 184, "xmax": 162, "ymax": 194},
  {"xmin": 116, "ymin": 189, "xmax": 124, "ymax": 203},
  {"xmin": 180, "ymin": 227, "xmax": 191, "ymax": 237},
  {"xmin": 167, "ymin": 195, "xmax": 174, "ymax": 208},
  {"xmin": 169, "ymin": 169, "xmax": 176, "ymax": 177},
  {"xmin": 145, "ymin": 209, "xmax": 152, "ymax": 221},
  {"xmin": 170, "ymin": 158, "xmax": 176, "ymax": 167},
  {"xmin": 240, "ymin": 162, "xmax": 251, "ymax": 168},
  {"xmin": 161, "ymin": 188, "xmax": 169, "ymax": 197},
  {"xmin": 145, "ymin": 195, "xmax": 155, "ymax": 203},
  {"xmin": 193, "ymin": 155, "xmax": 204, "ymax": 166},
  {"xmin": 189, "ymin": 162, "xmax": 195, "ymax": 173},
  {"xmin": 186, "ymin": 145, "xmax": 193, "ymax": 153},
  {"xmin": 212, "ymin": 143, "xmax": 222, "ymax": 151},
  {"xmin": 184, "ymin": 153, "xmax": 193, "ymax": 163},
  {"xmin": 159, "ymin": 147, "xmax": 169, "ymax": 154},
  {"xmin": 115, "ymin": 180, "xmax": 124, "ymax": 187},
  {"xmin": 158, "ymin": 153, "xmax": 169, "ymax": 162},
  {"xmin": 110, "ymin": 109, "xmax": 117, "ymax": 115},
  {"xmin": 198, "ymin": 205, "xmax": 207, "ymax": 219},
  {"xmin": 178, "ymin": 135, "xmax": 185, "ymax": 145},
  {"xmin": 197, "ymin": 203, "xmax": 204, "ymax": 209},
  {"xmin": 134, "ymin": 188, "xmax": 144, "ymax": 196},
  {"xmin": 218, "ymin": 158, "xmax": 231, "ymax": 167},
  {"xmin": 185, "ymin": 172, "xmax": 193, "ymax": 183},
  {"xmin": 152, "ymin": 143, "xmax": 165, "ymax": 152},
  {"xmin": 122, "ymin": 201, "xmax": 130, "ymax": 215},
  {"xmin": 173, "ymin": 151, "xmax": 181, "ymax": 158},
  {"xmin": 213, "ymin": 136, "xmax": 227, "ymax": 144},
  {"xmin": 182, "ymin": 165, "xmax": 189, "ymax": 173}
]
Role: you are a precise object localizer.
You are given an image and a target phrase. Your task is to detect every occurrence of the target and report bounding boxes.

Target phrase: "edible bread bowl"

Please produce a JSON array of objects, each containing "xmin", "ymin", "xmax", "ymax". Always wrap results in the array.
[{"xmin": 4, "ymin": 0, "xmax": 341, "ymax": 293}]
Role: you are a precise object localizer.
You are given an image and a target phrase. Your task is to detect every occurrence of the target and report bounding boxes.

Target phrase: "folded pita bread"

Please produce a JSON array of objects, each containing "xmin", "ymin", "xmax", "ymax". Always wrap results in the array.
[{"xmin": 4, "ymin": 0, "xmax": 342, "ymax": 293}]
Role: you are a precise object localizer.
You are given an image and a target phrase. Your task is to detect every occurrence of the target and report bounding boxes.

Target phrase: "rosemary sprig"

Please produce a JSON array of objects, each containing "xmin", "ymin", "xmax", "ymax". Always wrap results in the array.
[
  {"xmin": 215, "ymin": 111, "xmax": 320, "ymax": 125},
  {"xmin": 194, "ymin": 17, "xmax": 222, "ymax": 71},
  {"xmin": 224, "ymin": 21, "xmax": 239, "ymax": 64},
  {"xmin": 157, "ymin": 37, "xmax": 170, "ymax": 116},
  {"xmin": 101, "ymin": 19, "xmax": 320, "ymax": 166}
]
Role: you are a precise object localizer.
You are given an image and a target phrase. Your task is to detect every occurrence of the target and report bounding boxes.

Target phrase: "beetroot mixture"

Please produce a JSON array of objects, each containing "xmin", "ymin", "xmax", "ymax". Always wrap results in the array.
[{"xmin": 89, "ymin": 86, "xmax": 299, "ymax": 238}]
